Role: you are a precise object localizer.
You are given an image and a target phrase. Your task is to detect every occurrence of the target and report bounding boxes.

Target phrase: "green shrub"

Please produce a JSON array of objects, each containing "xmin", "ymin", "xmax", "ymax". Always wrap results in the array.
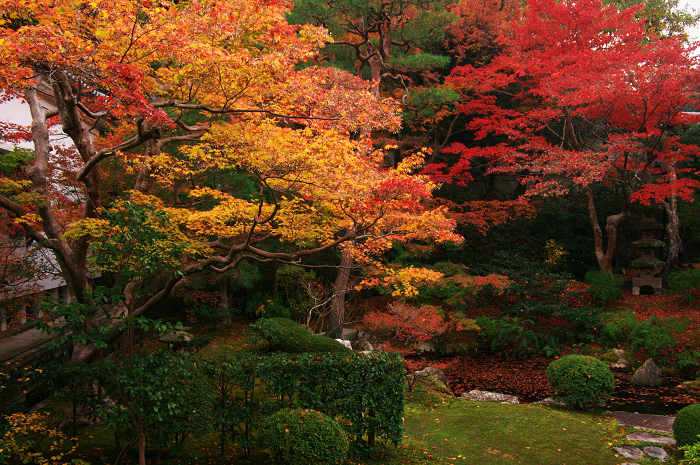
[
  {"xmin": 260, "ymin": 352, "xmax": 406, "ymax": 458},
  {"xmin": 584, "ymin": 270, "xmax": 623, "ymax": 306},
  {"xmin": 546, "ymin": 355, "xmax": 615, "ymax": 409},
  {"xmin": 681, "ymin": 437, "xmax": 700, "ymax": 464},
  {"xmin": 629, "ymin": 316, "xmax": 683, "ymax": 360},
  {"xmin": 259, "ymin": 408, "xmax": 349, "ymax": 465},
  {"xmin": 102, "ymin": 350, "xmax": 215, "ymax": 456},
  {"xmin": 675, "ymin": 404, "xmax": 700, "ymax": 447},
  {"xmin": 250, "ymin": 317, "xmax": 351, "ymax": 354},
  {"xmin": 599, "ymin": 311, "xmax": 638, "ymax": 346},
  {"xmin": 476, "ymin": 316, "xmax": 540, "ymax": 357},
  {"xmin": 667, "ymin": 267, "xmax": 700, "ymax": 305}
]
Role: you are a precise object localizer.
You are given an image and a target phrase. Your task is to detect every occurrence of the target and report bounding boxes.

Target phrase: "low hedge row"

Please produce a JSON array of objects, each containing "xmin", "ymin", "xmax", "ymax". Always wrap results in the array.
[{"xmin": 200, "ymin": 350, "xmax": 405, "ymax": 458}]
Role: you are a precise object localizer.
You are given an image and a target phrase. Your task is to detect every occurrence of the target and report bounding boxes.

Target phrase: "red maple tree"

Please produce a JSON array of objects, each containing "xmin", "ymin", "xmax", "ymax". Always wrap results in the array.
[{"xmin": 429, "ymin": 0, "xmax": 700, "ymax": 272}]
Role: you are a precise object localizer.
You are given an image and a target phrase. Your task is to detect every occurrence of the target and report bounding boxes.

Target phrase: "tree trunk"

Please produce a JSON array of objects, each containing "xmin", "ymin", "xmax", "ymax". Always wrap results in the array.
[
  {"xmin": 664, "ymin": 163, "xmax": 683, "ymax": 270},
  {"xmin": 329, "ymin": 245, "xmax": 354, "ymax": 333},
  {"xmin": 581, "ymin": 186, "xmax": 629, "ymax": 273},
  {"xmin": 219, "ymin": 278, "xmax": 229, "ymax": 309}
]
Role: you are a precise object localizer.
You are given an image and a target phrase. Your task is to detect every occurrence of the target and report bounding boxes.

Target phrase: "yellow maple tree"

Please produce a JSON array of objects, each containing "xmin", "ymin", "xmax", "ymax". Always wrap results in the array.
[{"xmin": 0, "ymin": 0, "xmax": 460, "ymax": 357}]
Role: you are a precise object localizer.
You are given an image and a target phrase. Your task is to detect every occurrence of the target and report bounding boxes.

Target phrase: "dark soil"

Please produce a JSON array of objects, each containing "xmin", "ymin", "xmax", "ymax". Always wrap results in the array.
[{"xmin": 434, "ymin": 354, "xmax": 700, "ymax": 415}]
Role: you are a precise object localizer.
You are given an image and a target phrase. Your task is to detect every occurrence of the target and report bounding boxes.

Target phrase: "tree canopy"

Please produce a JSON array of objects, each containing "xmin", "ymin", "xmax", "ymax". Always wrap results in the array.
[
  {"xmin": 0, "ymin": 0, "xmax": 460, "ymax": 359},
  {"xmin": 426, "ymin": 0, "xmax": 700, "ymax": 272}
]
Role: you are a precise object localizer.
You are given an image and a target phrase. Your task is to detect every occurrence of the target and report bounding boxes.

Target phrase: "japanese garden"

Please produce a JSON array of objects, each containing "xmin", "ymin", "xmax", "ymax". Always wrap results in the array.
[{"xmin": 1, "ymin": 0, "xmax": 700, "ymax": 463}]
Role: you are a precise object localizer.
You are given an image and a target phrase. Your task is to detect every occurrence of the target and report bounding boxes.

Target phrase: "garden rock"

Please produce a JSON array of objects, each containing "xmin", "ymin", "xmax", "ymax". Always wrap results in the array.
[
  {"xmin": 461, "ymin": 390, "xmax": 519, "ymax": 405},
  {"xmin": 603, "ymin": 348, "xmax": 633, "ymax": 370},
  {"xmin": 643, "ymin": 446, "xmax": 668, "ymax": 462},
  {"xmin": 632, "ymin": 359, "xmax": 662, "ymax": 386},
  {"xmin": 357, "ymin": 330, "xmax": 378, "ymax": 345},
  {"xmin": 680, "ymin": 380, "xmax": 700, "ymax": 395},
  {"xmin": 341, "ymin": 328, "xmax": 359, "ymax": 341},
  {"xmin": 335, "ymin": 338, "xmax": 353, "ymax": 349},
  {"xmin": 612, "ymin": 446, "xmax": 644, "ymax": 460},
  {"xmin": 417, "ymin": 341, "xmax": 436, "ymax": 353},
  {"xmin": 535, "ymin": 397, "xmax": 569, "ymax": 408},
  {"xmin": 159, "ymin": 331, "xmax": 192, "ymax": 353},
  {"xmin": 626, "ymin": 432, "xmax": 676, "ymax": 445},
  {"xmin": 408, "ymin": 366, "xmax": 453, "ymax": 396},
  {"xmin": 352, "ymin": 339, "xmax": 374, "ymax": 352},
  {"xmin": 159, "ymin": 330, "xmax": 192, "ymax": 343}
]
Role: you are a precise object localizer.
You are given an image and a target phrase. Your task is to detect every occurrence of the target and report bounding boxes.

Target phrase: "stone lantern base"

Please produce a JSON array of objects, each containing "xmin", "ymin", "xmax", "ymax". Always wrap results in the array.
[{"xmin": 632, "ymin": 276, "xmax": 663, "ymax": 296}]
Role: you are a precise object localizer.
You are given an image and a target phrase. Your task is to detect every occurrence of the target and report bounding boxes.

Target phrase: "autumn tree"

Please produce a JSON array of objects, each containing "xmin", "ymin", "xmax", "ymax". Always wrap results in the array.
[
  {"xmin": 397, "ymin": 0, "xmax": 523, "ymax": 165},
  {"xmin": 0, "ymin": 0, "xmax": 459, "ymax": 361},
  {"xmin": 429, "ymin": 0, "xmax": 700, "ymax": 273}
]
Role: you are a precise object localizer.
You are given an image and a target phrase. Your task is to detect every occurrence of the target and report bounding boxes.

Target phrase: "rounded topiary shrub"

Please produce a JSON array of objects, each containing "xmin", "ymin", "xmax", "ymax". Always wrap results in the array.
[
  {"xmin": 259, "ymin": 408, "xmax": 349, "ymax": 465},
  {"xmin": 674, "ymin": 404, "xmax": 700, "ymax": 447},
  {"xmin": 546, "ymin": 355, "xmax": 615, "ymax": 409}
]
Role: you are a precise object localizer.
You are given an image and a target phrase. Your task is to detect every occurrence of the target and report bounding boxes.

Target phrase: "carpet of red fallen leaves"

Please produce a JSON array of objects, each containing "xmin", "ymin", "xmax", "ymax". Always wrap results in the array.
[
  {"xmin": 408, "ymin": 353, "xmax": 700, "ymax": 414},
  {"xmin": 402, "ymin": 286, "xmax": 700, "ymax": 415}
]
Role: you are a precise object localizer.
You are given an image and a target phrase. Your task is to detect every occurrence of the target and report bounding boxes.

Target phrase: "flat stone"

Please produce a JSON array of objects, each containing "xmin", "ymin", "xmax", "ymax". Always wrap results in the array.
[
  {"xmin": 461, "ymin": 390, "xmax": 519, "ymax": 405},
  {"xmin": 535, "ymin": 397, "xmax": 568, "ymax": 408},
  {"xmin": 612, "ymin": 446, "xmax": 644, "ymax": 460},
  {"xmin": 158, "ymin": 331, "xmax": 192, "ymax": 343},
  {"xmin": 626, "ymin": 432, "xmax": 676, "ymax": 445},
  {"xmin": 644, "ymin": 446, "xmax": 668, "ymax": 462},
  {"xmin": 613, "ymin": 411, "xmax": 675, "ymax": 434}
]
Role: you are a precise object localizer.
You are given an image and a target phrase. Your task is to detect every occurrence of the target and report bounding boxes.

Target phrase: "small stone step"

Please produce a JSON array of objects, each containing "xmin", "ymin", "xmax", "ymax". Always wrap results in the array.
[
  {"xmin": 644, "ymin": 446, "xmax": 668, "ymax": 462},
  {"xmin": 613, "ymin": 411, "xmax": 674, "ymax": 434},
  {"xmin": 626, "ymin": 431, "xmax": 676, "ymax": 445},
  {"xmin": 613, "ymin": 446, "xmax": 644, "ymax": 460}
]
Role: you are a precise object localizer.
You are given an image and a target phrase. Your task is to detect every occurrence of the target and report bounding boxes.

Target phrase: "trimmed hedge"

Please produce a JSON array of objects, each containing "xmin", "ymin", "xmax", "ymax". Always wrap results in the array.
[
  {"xmin": 675, "ymin": 404, "xmax": 700, "ymax": 447},
  {"xmin": 259, "ymin": 408, "xmax": 349, "ymax": 465},
  {"xmin": 200, "ymin": 351, "xmax": 405, "ymax": 458},
  {"xmin": 250, "ymin": 317, "xmax": 351, "ymax": 353},
  {"xmin": 546, "ymin": 355, "xmax": 614, "ymax": 409}
]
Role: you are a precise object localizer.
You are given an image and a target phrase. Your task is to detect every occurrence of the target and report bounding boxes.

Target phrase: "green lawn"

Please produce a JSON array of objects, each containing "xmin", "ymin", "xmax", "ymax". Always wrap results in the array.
[{"xmin": 396, "ymin": 390, "xmax": 630, "ymax": 465}]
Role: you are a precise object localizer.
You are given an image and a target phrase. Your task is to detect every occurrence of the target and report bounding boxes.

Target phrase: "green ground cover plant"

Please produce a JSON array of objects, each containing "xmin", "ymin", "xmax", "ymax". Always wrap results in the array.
[
  {"xmin": 667, "ymin": 267, "xmax": 700, "ymax": 305},
  {"xmin": 584, "ymin": 270, "xmax": 624, "ymax": 306}
]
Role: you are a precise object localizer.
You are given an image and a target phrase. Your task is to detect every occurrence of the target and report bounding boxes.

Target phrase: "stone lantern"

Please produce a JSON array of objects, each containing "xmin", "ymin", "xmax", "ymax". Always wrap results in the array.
[{"xmin": 630, "ymin": 206, "xmax": 665, "ymax": 295}]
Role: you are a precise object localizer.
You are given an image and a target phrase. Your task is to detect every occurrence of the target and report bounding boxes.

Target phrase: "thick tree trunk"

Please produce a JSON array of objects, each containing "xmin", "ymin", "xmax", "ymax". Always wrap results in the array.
[
  {"xmin": 329, "ymin": 245, "xmax": 354, "ymax": 333},
  {"xmin": 581, "ymin": 186, "xmax": 629, "ymax": 273}
]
